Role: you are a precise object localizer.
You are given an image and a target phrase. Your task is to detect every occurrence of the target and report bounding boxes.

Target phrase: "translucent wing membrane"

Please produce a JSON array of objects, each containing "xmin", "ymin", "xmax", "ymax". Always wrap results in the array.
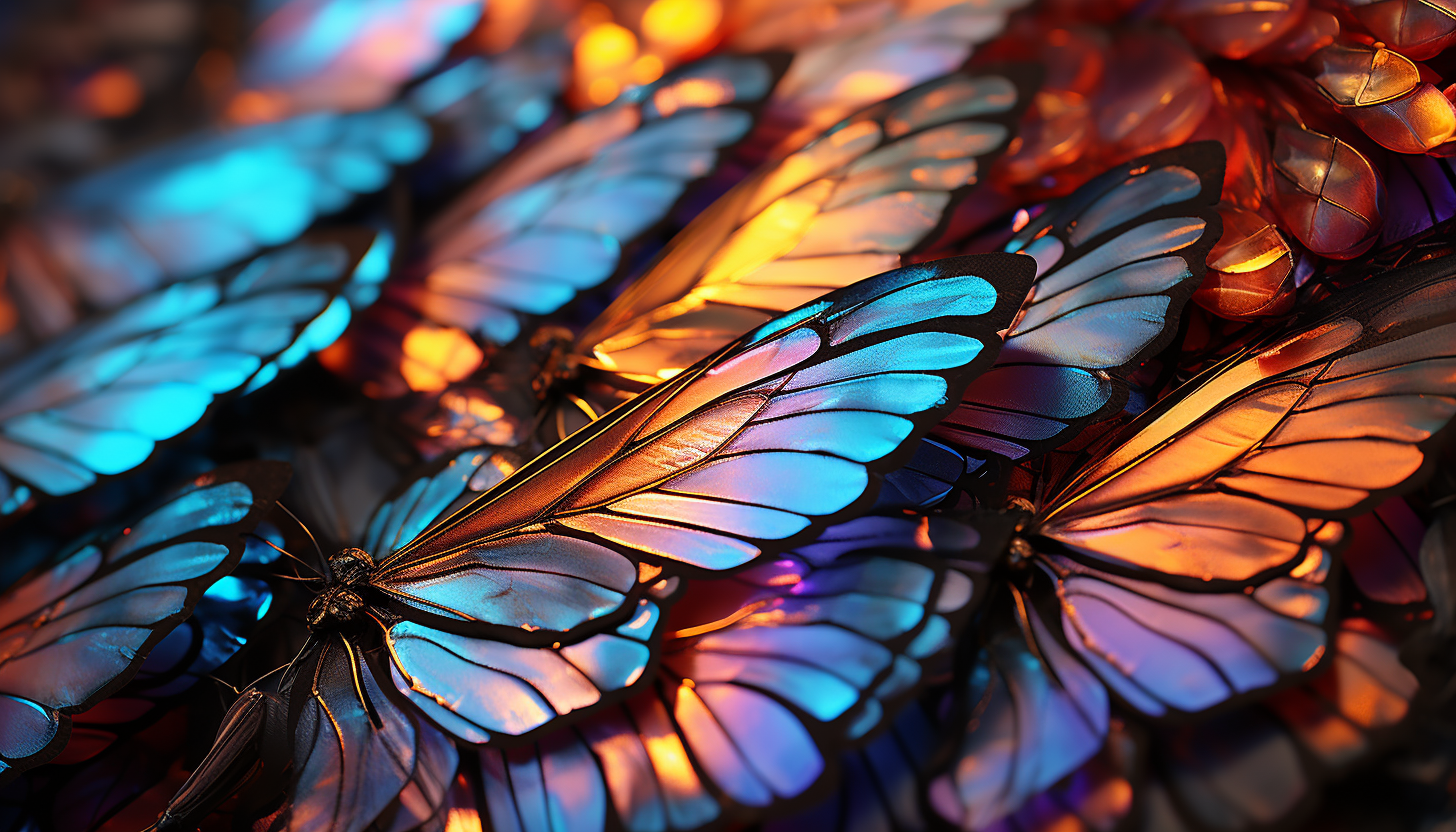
[
  {"xmin": 399, "ymin": 57, "xmax": 775, "ymax": 346},
  {"xmin": 13, "ymin": 111, "xmax": 426, "ymax": 314},
  {"xmin": 936, "ymin": 142, "xmax": 1224, "ymax": 471},
  {"xmin": 0, "ymin": 230, "xmax": 373, "ymax": 510},
  {"xmin": 726, "ymin": 0, "xmax": 1033, "ymax": 157},
  {"xmin": 579, "ymin": 70, "xmax": 1034, "ymax": 383},
  {"xmin": 377, "ymin": 255, "xmax": 1031, "ymax": 744},
  {"xmin": 464, "ymin": 545, "xmax": 955, "ymax": 832},
  {"xmin": 0, "ymin": 462, "xmax": 287, "ymax": 782},
  {"xmin": 1142, "ymin": 621, "xmax": 1418, "ymax": 832},
  {"xmin": 285, "ymin": 636, "xmax": 458, "ymax": 832},
  {"xmin": 1039, "ymin": 251, "xmax": 1456, "ymax": 584},
  {"xmin": 240, "ymin": 0, "xmax": 483, "ymax": 115},
  {"xmin": 374, "ymin": 254, "xmax": 1031, "ymax": 626},
  {"xmin": 933, "ymin": 602, "xmax": 1111, "ymax": 830}
]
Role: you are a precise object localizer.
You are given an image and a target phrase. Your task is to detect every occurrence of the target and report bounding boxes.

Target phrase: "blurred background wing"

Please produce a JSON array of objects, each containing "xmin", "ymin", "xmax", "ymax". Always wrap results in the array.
[{"xmin": 0, "ymin": 230, "xmax": 374, "ymax": 511}]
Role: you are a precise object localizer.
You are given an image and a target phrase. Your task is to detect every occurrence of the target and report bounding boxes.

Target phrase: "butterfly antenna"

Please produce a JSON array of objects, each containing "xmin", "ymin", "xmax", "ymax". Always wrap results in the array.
[
  {"xmin": 206, "ymin": 674, "xmax": 243, "ymax": 695},
  {"xmin": 245, "ymin": 533, "xmax": 323, "ymax": 581},
  {"xmin": 276, "ymin": 502, "xmax": 327, "ymax": 567}
]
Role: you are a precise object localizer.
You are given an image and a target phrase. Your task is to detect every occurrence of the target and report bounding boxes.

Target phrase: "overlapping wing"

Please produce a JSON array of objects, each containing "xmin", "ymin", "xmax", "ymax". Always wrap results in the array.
[
  {"xmin": 0, "ymin": 231, "xmax": 373, "ymax": 510},
  {"xmin": 283, "ymin": 635, "xmax": 458, "ymax": 832},
  {"xmin": 0, "ymin": 462, "xmax": 288, "ymax": 782},
  {"xmin": 1039, "ymin": 251, "xmax": 1456, "ymax": 584},
  {"xmin": 396, "ymin": 56, "xmax": 775, "ymax": 346},
  {"xmin": 373, "ymin": 255, "xmax": 1031, "ymax": 630},
  {"xmin": 1138, "ymin": 620, "xmax": 1416, "ymax": 832},
  {"xmin": 725, "ymin": 0, "xmax": 1032, "ymax": 157},
  {"xmin": 931, "ymin": 600, "xmax": 1111, "ymax": 830},
  {"xmin": 463, "ymin": 548, "xmax": 953, "ymax": 831},
  {"xmin": 934, "ymin": 142, "xmax": 1224, "ymax": 470},
  {"xmin": 239, "ymin": 0, "xmax": 483, "ymax": 115},
  {"xmin": 15, "ymin": 112, "xmax": 426, "ymax": 312},
  {"xmin": 377, "ymin": 256, "xmax": 1032, "ymax": 744},
  {"xmin": 578, "ymin": 70, "xmax": 1034, "ymax": 382}
]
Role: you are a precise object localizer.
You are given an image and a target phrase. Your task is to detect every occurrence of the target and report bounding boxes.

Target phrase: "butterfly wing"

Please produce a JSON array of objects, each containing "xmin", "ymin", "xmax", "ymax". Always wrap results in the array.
[
  {"xmin": 465, "ymin": 545, "xmax": 956, "ymax": 832},
  {"xmin": 0, "ymin": 461, "xmax": 288, "ymax": 782},
  {"xmin": 935, "ymin": 142, "xmax": 1224, "ymax": 473},
  {"xmin": 0, "ymin": 230, "xmax": 373, "ymax": 511},
  {"xmin": 377, "ymin": 255, "xmax": 1033, "ymax": 745},
  {"xmin": 283, "ymin": 635, "xmax": 458, "ymax": 832},
  {"xmin": 577, "ymin": 69, "xmax": 1034, "ymax": 384},
  {"xmin": 240, "ymin": 0, "xmax": 483, "ymax": 115},
  {"xmin": 400, "ymin": 56, "xmax": 775, "ymax": 346},
  {"xmin": 19, "ymin": 111, "xmax": 426, "ymax": 311},
  {"xmin": 726, "ymin": 0, "xmax": 1032, "ymax": 157}
]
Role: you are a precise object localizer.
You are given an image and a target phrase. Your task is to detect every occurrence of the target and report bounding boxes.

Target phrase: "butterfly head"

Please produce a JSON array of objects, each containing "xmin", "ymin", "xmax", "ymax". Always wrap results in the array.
[
  {"xmin": 307, "ymin": 548, "xmax": 376, "ymax": 631},
  {"xmin": 327, "ymin": 547, "xmax": 375, "ymax": 586}
]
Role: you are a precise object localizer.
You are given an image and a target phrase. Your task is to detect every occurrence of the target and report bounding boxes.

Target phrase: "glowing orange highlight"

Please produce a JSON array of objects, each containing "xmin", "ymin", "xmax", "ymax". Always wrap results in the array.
[
  {"xmin": 576, "ymin": 23, "xmax": 638, "ymax": 74},
  {"xmin": 642, "ymin": 0, "xmax": 722, "ymax": 49},
  {"xmin": 77, "ymin": 67, "xmax": 142, "ymax": 118},
  {"xmin": 226, "ymin": 90, "xmax": 289, "ymax": 124},
  {"xmin": 400, "ymin": 325, "xmax": 484, "ymax": 392}
]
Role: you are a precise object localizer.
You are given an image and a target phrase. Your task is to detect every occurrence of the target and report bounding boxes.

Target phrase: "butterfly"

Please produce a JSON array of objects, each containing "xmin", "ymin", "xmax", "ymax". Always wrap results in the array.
[
  {"xmin": 0, "ymin": 461, "xmax": 288, "ymax": 783},
  {"xmin": 443, "ymin": 67, "xmax": 1033, "ymax": 455},
  {"xmin": 2, "ymin": 107, "xmax": 427, "ymax": 333},
  {"xmin": 238, "ymin": 0, "xmax": 485, "ymax": 116},
  {"xmin": 324, "ymin": 54, "xmax": 782, "ymax": 399},
  {"xmin": 929, "ymin": 246, "xmax": 1456, "ymax": 829},
  {"xmin": 0, "ymin": 229, "xmax": 379, "ymax": 515},
  {"xmin": 147, "ymin": 253, "xmax": 1037, "ymax": 831}
]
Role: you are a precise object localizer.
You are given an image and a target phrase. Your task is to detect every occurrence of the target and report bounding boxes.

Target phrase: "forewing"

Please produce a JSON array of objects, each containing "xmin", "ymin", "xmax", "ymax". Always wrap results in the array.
[
  {"xmin": 400, "ymin": 56, "xmax": 775, "ymax": 346},
  {"xmin": 935, "ymin": 142, "xmax": 1224, "ymax": 469},
  {"xmin": 373, "ymin": 255, "xmax": 1033, "ymax": 637},
  {"xmin": 240, "ymin": 0, "xmax": 483, "ymax": 115},
  {"xmin": 0, "ymin": 462, "xmax": 288, "ymax": 781},
  {"xmin": 579, "ymin": 70, "xmax": 1034, "ymax": 382},
  {"xmin": 28, "ymin": 111, "xmax": 427, "ymax": 308},
  {"xmin": 1041, "ymin": 253, "xmax": 1456, "ymax": 584},
  {"xmin": 0, "ymin": 231, "xmax": 373, "ymax": 510}
]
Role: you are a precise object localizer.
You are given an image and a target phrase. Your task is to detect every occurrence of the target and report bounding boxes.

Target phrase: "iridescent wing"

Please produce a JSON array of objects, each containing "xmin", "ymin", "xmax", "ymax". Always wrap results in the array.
[
  {"xmin": 1142, "ymin": 620, "xmax": 1418, "ymax": 832},
  {"xmin": 0, "ymin": 462, "xmax": 288, "ymax": 782},
  {"xmin": 375, "ymin": 255, "xmax": 1034, "ymax": 744},
  {"xmin": 239, "ymin": 0, "xmax": 484, "ymax": 115},
  {"xmin": 8, "ymin": 110, "xmax": 426, "ymax": 315},
  {"xmin": 725, "ymin": 0, "xmax": 1033, "ymax": 157},
  {"xmin": 397, "ymin": 56, "xmax": 776, "ymax": 346},
  {"xmin": 1039, "ymin": 250, "xmax": 1456, "ymax": 586},
  {"xmin": 1344, "ymin": 496, "xmax": 1428, "ymax": 607},
  {"xmin": 0, "ymin": 230, "xmax": 374, "ymax": 512},
  {"xmin": 282, "ymin": 635, "xmax": 458, "ymax": 832},
  {"xmin": 408, "ymin": 45, "xmax": 568, "ymax": 186},
  {"xmin": 464, "ymin": 546, "xmax": 956, "ymax": 832},
  {"xmin": 577, "ymin": 69, "xmax": 1034, "ymax": 384},
  {"xmin": 935, "ymin": 142, "xmax": 1224, "ymax": 475}
]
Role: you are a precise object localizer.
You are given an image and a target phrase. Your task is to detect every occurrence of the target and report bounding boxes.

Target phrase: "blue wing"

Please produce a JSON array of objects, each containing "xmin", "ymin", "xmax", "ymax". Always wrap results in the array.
[
  {"xmin": 15, "ymin": 110, "xmax": 426, "ymax": 313},
  {"xmin": 0, "ymin": 230, "xmax": 375, "ymax": 511},
  {"xmin": 464, "ymin": 546, "xmax": 955, "ymax": 832},
  {"xmin": 0, "ymin": 462, "xmax": 288, "ymax": 782},
  {"xmin": 240, "ymin": 0, "xmax": 483, "ymax": 115},
  {"xmin": 936, "ymin": 142, "xmax": 1224, "ymax": 475},
  {"xmin": 400, "ymin": 55, "xmax": 775, "ymax": 346},
  {"xmin": 408, "ymin": 45, "xmax": 568, "ymax": 188}
]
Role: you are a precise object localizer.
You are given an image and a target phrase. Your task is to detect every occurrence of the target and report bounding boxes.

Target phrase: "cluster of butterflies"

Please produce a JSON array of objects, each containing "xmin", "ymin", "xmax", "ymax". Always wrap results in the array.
[{"xmin": 3, "ymin": 1, "xmax": 1456, "ymax": 831}]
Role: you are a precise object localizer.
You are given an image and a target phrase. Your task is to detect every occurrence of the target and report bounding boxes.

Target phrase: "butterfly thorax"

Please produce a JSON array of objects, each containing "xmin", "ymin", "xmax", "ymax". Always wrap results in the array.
[
  {"xmin": 306, "ymin": 547, "xmax": 376, "ymax": 631},
  {"xmin": 529, "ymin": 325, "xmax": 578, "ymax": 399}
]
